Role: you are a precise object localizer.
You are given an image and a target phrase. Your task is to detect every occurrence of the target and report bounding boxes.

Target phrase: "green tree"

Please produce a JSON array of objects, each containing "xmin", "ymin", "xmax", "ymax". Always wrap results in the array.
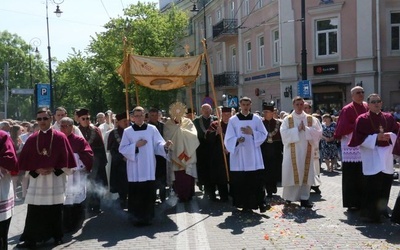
[
  {"xmin": 89, "ymin": 2, "xmax": 189, "ymax": 111},
  {"xmin": 53, "ymin": 2, "xmax": 189, "ymax": 115},
  {"xmin": 0, "ymin": 31, "xmax": 47, "ymax": 120}
]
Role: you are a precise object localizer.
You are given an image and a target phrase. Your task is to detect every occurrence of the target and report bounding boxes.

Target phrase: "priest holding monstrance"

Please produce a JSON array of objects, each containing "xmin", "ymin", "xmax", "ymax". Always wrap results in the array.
[
  {"xmin": 17, "ymin": 108, "xmax": 76, "ymax": 248},
  {"xmin": 164, "ymin": 102, "xmax": 200, "ymax": 202}
]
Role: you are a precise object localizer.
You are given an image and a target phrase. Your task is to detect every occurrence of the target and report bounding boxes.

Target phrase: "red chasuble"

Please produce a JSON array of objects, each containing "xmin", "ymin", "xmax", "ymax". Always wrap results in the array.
[
  {"xmin": 19, "ymin": 129, "xmax": 76, "ymax": 171},
  {"xmin": 0, "ymin": 130, "xmax": 18, "ymax": 171},
  {"xmin": 334, "ymin": 101, "xmax": 368, "ymax": 139},
  {"xmin": 349, "ymin": 111, "xmax": 399, "ymax": 147},
  {"xmin": 67, "ymin": 133, "xmax": 94, "ymax": 172}
]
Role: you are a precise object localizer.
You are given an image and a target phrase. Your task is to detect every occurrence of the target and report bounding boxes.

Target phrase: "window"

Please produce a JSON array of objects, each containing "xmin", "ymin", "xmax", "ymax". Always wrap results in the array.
[
  {"xmin": 231, "ymin": 47, "xmax": 236, "ymax": 71},
  {"xmin": 391, "ymin": 12, "xmax": 400, "ymax": 51},
  {"xmin": 217, "ymin": 9, "xmax": 222, "ymax": 21},
  {"xmin": 258, "ymin": 36, "xmax": 265, "ymax": 68},
  {"xmin": 257, "ymin": 0, "xmax": 263, "ymax": 9},
  {"xmin": 208, "ymin": 16, "xmax": 212, "ymax": 38},
  {"xmin": 244, "ymin": 0, "xmax": 250, "ymax": 16},
  {"xmin": 273, "ymin": 30, "xmax": 280, "ymax": 64},
  {"xmin": 199, "ymin": 21, "xmax": 205, "ymax": 39},
  {"xmin": 217, "ymin": 52, "xmax": 223, "ymax": 73},
  {"xmin": 246, "ymin": 41, "xmax": 252, "ymax": 71},
  {"xmin": 230, "ymin": 1, "xmax": 235, "ymax": 18},
  {"xmin": 316, "ymin": 18, "xmax": 338, "ymax": 57}
]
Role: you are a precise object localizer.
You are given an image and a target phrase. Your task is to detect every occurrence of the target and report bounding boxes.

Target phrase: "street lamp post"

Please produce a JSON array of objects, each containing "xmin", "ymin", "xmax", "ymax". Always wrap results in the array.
[
  {"xmin": 29, "ymin": 37, "xmax": 41, "ymax": 117},
  {"xmin": 46, "ymin": 0, "xmax": 63, "ymax": 112},
  {"xmin": 301, "ymin": 0, "xmax": 307, "ymax": 81},
  {"xmin": 191, "ymin": 0, "xmax": 209, "ymax": 98}
]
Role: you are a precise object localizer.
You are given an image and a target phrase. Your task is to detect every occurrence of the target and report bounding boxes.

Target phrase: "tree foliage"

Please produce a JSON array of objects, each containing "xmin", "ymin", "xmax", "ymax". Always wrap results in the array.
[
  {"xmin": 0, "ymin": 31, "xmax": 47, "ymax": 120},
  {"xmin": 55, "ymin": 2, "xmax": 189, "ymax": 115},
  {"xmin": 0, "ymin": 3, "xmax": 190, "ymax": 119}
]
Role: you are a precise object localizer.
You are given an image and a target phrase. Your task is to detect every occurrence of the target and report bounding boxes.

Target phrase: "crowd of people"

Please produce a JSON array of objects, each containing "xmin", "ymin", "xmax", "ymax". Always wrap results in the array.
[{"xmin": 1, "ymin": 87, "xmax": 400, "ymax": 249}]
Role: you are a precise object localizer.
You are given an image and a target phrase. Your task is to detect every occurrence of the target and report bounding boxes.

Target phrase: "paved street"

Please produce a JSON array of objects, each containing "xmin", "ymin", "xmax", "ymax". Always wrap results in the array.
[{"xmin": 8, "ymin": 164, "xmax": 400, "ymax": 249}]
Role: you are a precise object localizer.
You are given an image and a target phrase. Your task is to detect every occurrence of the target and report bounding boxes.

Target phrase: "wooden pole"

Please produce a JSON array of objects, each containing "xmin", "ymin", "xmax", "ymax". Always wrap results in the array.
[
  {"xmin": 134, "ymin": 82, "xmax": 140, "ymax": 106},
  {"xmin": 201, "ymin": 39, "xmax": 229, "ymax": 182},
  {"xmin": 125, "ymin": 82, "xmax": 130, "ymax": 120},
  {"xmin": 189, "ymin": 85, "xmax": 194, "ymax": 118}
]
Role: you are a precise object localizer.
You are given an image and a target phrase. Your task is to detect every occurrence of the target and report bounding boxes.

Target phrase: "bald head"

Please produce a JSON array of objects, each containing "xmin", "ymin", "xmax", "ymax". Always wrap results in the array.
[
  {"xmin": 350, "ymin": 86, "xmax": 365, "ymax": 104},
  {"xmin": 201, "ymin": 104, "xmax": 212, "ymax": 118}
]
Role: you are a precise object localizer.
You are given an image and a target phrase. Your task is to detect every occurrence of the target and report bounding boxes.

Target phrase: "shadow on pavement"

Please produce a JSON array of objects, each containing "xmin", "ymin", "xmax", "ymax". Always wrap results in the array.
[
  {"xmin": 63, "ymin": 201, "xmax": 177, "ymax": 248},
  {"xmin": 217, "ymin": 210, "xmax": 268, "ymax": 235}
]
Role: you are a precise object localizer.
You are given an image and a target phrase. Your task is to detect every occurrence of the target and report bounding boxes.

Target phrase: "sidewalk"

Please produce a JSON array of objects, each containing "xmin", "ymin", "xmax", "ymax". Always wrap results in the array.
[{"xmin": 7, "ymin": 165, "xmax": 400, "ymax": 249}]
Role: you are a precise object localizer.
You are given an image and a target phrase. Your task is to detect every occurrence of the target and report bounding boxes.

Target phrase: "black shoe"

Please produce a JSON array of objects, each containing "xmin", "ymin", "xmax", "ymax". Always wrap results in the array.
[
  {"xmin": 391, "ymin": 217, "xmax": 400, "ymax": 224},
  {"xmin": 220, "ymin": 197, "xmax": 229, "ymax": 202},
  {"xmin": 362, "ymin": 216, "xmax": 382, "ymax": 224},
  {"xmin": 259, "ymin": 204, "xmax": 271, "ymax": 213},
  {"xmin": 54, "ymin": 239, "xmax": 63, "ymax": 246},
  {"xmin": 300, "ymin": 200, "xmax": 313, "ymax": 208},
  {"xmin": 310, "ymin": 186, "xmax": 321, "ymax": 194},
  {"xmin": 347, "ymin": 207, "xmax": 360, "ymax": 212},
  {"xmin": 133, "ymin": 220, "xmax": 152, "ymax": 227},
  {"xmin": 16, "ymin": 241, "xmax": 36, "ymax": 249},
  {"xmin": 208, "ymin": 195, "xmax": 219, "ymax": 202},
  {"xmin": 241, "ymin": 208, "xmax": 253, "ymax": 213}
]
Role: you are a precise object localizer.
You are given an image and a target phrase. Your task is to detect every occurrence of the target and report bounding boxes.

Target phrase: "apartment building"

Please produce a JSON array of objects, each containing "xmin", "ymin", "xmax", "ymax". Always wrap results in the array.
[{"xmin": 161, "ymin": 0, "xmax": 400, "ymax": 113}]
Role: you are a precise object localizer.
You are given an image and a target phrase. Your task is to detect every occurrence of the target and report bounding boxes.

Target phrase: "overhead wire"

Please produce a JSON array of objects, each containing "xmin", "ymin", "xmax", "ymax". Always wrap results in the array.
[{"xmin": 100, "ymin": 0, "xmax": 112, "ymax": 19}]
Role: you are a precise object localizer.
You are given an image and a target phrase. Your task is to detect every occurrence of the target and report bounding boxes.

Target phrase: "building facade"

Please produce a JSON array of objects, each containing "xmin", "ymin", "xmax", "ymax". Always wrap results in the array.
[{"xmin": 161, "ymin": 0, "xmax": 400, "ymax": 113}]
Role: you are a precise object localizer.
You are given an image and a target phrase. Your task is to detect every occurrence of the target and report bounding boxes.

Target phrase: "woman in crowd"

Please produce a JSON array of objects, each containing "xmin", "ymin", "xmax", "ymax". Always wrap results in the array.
[
  {"xmin": 320, "ymin": 114, "xmax": 338, "ymax": 172},
  {"xmin": 9, "ymin": 125, "xmax": 25, "ymax": 201}
]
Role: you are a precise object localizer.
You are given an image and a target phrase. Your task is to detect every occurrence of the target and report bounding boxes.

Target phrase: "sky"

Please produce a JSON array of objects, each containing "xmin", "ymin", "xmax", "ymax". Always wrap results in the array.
[{"xmin": 0, "ymin": 0, "xmax": 158, "ymax": 61}]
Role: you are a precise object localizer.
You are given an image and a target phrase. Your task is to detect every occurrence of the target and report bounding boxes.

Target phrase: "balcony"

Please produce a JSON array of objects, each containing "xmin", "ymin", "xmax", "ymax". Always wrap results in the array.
[
  {"xmin": 212, "ymin": 19, "xmax": 238, "ymax": 42},
  {"xmin": 214, "ymin": 71, "xmax": 239, "ymax": 88}
]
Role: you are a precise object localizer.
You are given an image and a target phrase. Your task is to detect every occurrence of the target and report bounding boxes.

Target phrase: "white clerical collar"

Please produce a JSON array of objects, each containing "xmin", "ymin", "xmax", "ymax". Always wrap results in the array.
[
  {"xmin": 135, "ymin": 122, "xmax": 145, "ymax": 127},
  {"xmin": 241, "ymin": 112, "xmax": 250, "ymax": 117},
  {"xmin": 40, "ymin": 127, "xmax": 52, "ymax": 134},
  {"xmin": 293, "ymin": 111, "xmax": 305, "ymax": 117}
]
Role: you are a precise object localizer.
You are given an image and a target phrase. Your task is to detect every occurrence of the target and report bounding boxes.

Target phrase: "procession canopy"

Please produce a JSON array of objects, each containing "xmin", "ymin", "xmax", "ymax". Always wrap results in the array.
[{"xmin": 117, "ymin": 53, "xmax": 204, "ymax": 91}]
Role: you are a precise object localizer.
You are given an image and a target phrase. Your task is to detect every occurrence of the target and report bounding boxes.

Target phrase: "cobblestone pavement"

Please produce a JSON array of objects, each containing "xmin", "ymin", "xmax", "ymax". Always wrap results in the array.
[{"xmin": 8, "ymin": 164, "xmax": 400, "ymax": 249}]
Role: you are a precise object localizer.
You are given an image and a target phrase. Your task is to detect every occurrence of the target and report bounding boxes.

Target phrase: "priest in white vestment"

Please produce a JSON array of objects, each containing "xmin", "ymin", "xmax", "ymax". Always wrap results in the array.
[
  {"xmin": 164, "ymin": 102, "xmax": 200, "ymax": 202},
  {"xmin": 280, "ymin": 97, "xmax": 322, "ymax": 208}
]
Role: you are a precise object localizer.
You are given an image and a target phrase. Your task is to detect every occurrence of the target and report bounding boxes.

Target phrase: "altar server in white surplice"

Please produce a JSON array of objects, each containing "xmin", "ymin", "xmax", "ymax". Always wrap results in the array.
[{"xmin": 119, "ymin": 106, "xmax": 172, "ymax": 226}]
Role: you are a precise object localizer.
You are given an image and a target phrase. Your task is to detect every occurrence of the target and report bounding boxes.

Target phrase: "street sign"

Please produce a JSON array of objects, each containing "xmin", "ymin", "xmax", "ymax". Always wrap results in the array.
[
  {"xmin": 297, "ymin": 80, "xmax": 312, "ymax": 98},
  {"xmin": 228, "ymin": 96, "xmax": 238, "ymax": 108},
  {"xmin": 202, "ymin": 96, "xmax": 214, "ymax": 107},
  {"xmin": 36, "ymin": 83, "xmax": 51, "ymax": 108},
  {"xmin": 11, "ymin": 88, "xmax": 34, "ymax": 95}
]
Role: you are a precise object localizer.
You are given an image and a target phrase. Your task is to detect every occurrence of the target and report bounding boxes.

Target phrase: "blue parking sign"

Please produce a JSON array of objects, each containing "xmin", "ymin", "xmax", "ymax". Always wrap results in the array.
[
  {"xmin": 297, "ymin": 80, "xmax": 312, "ymax": 98},
  {"xmin": 36, "ymin": 83, "xmax": 51, "ymax": 108}
]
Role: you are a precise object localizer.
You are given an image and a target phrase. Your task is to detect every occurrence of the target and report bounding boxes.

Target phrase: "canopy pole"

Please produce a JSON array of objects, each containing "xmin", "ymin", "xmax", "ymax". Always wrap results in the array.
[
  {"xmin": 189, "ymin": 85, "xmax": 194, "ymax": 117},
  {"xmin": 134, "ymin": 82, "xmax": 140, "ymax": 106},
  {"xmin": 124, "ymin": 82, "xmax": 130, "ymax": 120},
  {"xmin": 122, "ymin": 37, "xmax": 132, "ymax": 120},
  {"xmin": 201, "ymin": 39, "xmax": 229, "ymax": 182}
]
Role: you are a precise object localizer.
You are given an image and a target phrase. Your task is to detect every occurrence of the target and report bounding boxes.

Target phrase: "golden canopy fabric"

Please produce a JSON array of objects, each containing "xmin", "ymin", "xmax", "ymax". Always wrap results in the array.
[{"xmin": 117, "ymin": 54, "xmax": 203, "ymax": 91}]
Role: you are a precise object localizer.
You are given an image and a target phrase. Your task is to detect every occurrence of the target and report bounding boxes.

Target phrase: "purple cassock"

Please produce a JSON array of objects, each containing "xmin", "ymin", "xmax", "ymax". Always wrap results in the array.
[
  {"xmin": 394, "ymin": 129, "xmax": 400, "ymax": 156},
  {"xmin": 334, "ymin": 101, "xmax": 368, "ymax": 140},
  {"xmin": 0, "ymin": 130, "xmax": 18, "ymax": 171},
  {"xmin": 349, "ymin": 111, "xmax": 399, "ymax": 147},
  {"xmin": 19, "ymin": 129, "xmax": 76, "ymax": 170},
  {"xmin": 66, "ymin": 133, "xmax": 94, "ymax": 172}
]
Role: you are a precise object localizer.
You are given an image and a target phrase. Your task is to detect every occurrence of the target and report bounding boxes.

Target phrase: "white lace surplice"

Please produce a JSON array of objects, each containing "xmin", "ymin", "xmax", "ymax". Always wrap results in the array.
[{"xmin": 64, "ymin": 153, "xmax": 87, "ymax": 205}]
